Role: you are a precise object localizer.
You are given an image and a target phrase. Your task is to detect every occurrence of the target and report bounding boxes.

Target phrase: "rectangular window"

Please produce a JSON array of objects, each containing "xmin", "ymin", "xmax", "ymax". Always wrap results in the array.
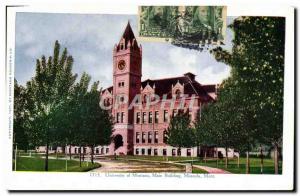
[
  {"xmin": 136, "ymin": 112, "xmax": 141, "ymax": 124},
  {"xmin": 173, "ymin": 109, "xmax": 178, "ymax": 117},
  {"xmin": 135, "ymin": 148, "xmax": 139, "ymax": 155},
  {"xmin": 121, "ymin": 112, "xmax": 125, "ymax": 123},
  {"xmin": 172, "ymin": 149, "xmax": 176, "ymax": 156},
  {"xmin": 116, "ymin": 113, "xmax": 120, "ymax": 123},
  {"xmin": 106, "ymin": 148, "xmax": 109, "ymax": 154},
  {"xmin": 148, "ymin": 132, "xmax": 152, "ymax": 143},
  {"xmin": 149, "ymin": 112, "xmax": 153, "ymax": 123},
  {"xmin": 187, "ymin": 149, "xmax": 191, "ymax": 157},
  {"xmin": 163, "ymin": 110, "xmax": 168, "ymax": 122},
  {"xmin": 136, "ymin": 132, "xmax": 140, "ymax": 143},
  {"xmin": 142, "ymin": 112, "xmax": 146, "ymax": 124},
  {"xmin": 142, "ymin": 132, "xmax": 146, "ymax": 143},
  {"xmin": 118, "ymin": 81, "xmax": 125, "ymax": 87},
  {"xmin": 163, "ymin": 131, "xmax": 168, "ymax": 143},
  {"xmin": 147, "ymin": 149, "xmax": 151, "ymax": 155},
  {"xmin": 155, "ymin": 111, "xmax": 159, "ymax": 123},
  {"xmin": 154, "ymin": 131, "xmax": 158, "ymax": 143},
  {"xmin": 163, "ymin": 149, "xmax": 167, "ymax": 156},
  {"xmin": 177, "ymin": 148, "xmax": 181, "ymax": 156},
  {"xmin": 141, "ymin": 149, "xmax": 145, "ymax": 155},
  {"xmin": 154, "ymin": 149, "xmax": 158, "ymax": 156}
]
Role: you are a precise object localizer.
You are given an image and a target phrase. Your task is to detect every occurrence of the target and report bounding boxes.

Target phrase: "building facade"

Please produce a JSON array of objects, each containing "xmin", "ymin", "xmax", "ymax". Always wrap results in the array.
[
  {"xmin": 36, "ymin": 23, "xmax": 240, "ymax": 158},
  {"xmin": 100, "ymin": 23, "xmax": 219, "ymax": 157}
]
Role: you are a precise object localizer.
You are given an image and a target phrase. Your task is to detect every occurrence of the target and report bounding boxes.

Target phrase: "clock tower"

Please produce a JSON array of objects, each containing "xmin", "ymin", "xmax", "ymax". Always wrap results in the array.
[{"xmin": 111, "ymin": 22, "xmax": 142, "ymax": 155}]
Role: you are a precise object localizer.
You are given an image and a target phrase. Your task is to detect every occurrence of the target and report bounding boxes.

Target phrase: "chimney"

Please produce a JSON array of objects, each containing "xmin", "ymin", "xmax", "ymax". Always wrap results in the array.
[{"xmin": 184, "ymin": 72, "xmax": 196, "ymax": 81}]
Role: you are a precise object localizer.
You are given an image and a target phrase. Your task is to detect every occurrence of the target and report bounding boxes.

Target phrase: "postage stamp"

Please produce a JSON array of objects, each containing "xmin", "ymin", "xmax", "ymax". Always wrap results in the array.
[{"xmin": 138, "ymin": 6, "xmax": 227, "ymax": 48}]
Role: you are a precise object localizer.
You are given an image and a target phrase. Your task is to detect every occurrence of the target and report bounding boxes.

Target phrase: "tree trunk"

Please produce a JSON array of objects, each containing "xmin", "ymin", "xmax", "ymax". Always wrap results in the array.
[
  {"xmin": 83, "ymin": 149, "xmax": 85, "ymax": 161},
  {"xmin": 216, "ymin": 147, "xmax": 218, "ymax": 167},
  {"xmin": 237, "ymin": 154, "xmax": 240, "ymax": 168},
  {"xmin": 260, "ymin": 144, "xmax": 264, "ymax": 174},
  {"xmin": 225, "ymin": 147, "xmax": 228, "ymax": 169},
  {"xmin": 69, "ymin": 145, "xmax": 72, "ymax": 160},
  {"xmin": 55, "ymin": 148, "xmax": 58, "ymax": 159},
  {"xmin": 62, "ymin": 145, "xmax": 66, "ymax": 154},
  {"xmin": 274, "ymin": 144, "xmax": 279, "ymax": 174},
  {"xmin": 91, "ymin": 146, "xmax": 94, "ymax": 164},
  {"xmin": 79, "ymin": 146, "xmax": 82, "ymax": 167},
  {"xmin": 246, "ymin": 151, "xmax": 250, "ymax": 174},
  {"xmin": 204, "ymin": 148, "xmax": 207, "ymax": 163},
  {"xmin": 45, "ymin": 142, "xmax": 49, "ymax": 171}
]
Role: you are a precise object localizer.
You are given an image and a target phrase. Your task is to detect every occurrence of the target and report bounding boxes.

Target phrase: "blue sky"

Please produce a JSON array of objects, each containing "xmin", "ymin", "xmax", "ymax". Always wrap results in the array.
[{"xmin": 15, "ymin": 13, "xmax": 234, "ymax": 88}]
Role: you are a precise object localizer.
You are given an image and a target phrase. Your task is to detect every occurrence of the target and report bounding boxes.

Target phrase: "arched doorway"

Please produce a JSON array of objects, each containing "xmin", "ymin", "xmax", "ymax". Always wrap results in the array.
[{"xmin": 114, "ymin": 134, "xmax": 123, "ymax": 150}]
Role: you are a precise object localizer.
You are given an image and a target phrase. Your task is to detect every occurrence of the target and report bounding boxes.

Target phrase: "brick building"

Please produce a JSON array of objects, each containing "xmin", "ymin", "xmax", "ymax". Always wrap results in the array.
[
  {"xmin": 37, "ymin": 23, "xmax": 240, "ymax": 158},
  {"xmin": 99, "ymin": 22, "xmax": 219, "ymax": 157}
]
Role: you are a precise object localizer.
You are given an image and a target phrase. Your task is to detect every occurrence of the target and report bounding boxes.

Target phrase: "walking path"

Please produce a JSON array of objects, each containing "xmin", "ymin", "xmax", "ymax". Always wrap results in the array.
[
  {"xmin": 89, "ymin": 158, "xmax": 230, "ymax": 174},
  {"xmin": 192, "ymin": 165, "xmax": 231, "ymax": 174},
  {"xmin": 90, "ymin": 159, "xmax": 184, "ymax": 173}
]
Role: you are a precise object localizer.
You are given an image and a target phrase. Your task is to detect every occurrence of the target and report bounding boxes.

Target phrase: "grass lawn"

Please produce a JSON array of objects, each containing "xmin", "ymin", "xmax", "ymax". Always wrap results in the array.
[
  {"xmin": 15, "ymin": 157, "xmax": 100, "ymax": 172},
  {"xmin": 116, "ymin": 155, "xmax": 281, "ymax": 174},
  {"xmin": 192, "ymin": 157, "xmax": 282, "ymax": 174},
  {"xmin": 18, "ymin": 152, "xmax": 67, "ymax": 159},
  {"xmin": 192, "ymin": 167, "xmax": 208, "ymax": 174}
]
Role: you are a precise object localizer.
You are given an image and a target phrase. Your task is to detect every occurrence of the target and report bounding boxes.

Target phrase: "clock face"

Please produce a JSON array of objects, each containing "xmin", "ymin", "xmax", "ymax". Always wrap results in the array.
[{"xmin": 118, "ymin": 60, "xmax": 126, "ymax": 70}]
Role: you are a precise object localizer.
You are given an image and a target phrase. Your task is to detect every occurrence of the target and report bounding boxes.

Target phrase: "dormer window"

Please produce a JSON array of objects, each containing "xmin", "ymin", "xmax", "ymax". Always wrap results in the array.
[
  {"xmin": 175, "ymin": 89, "xmax": 181, "ymax": 99},
  {"xmin": 143, "ymin": 94, "xmax": 148, "ymax": 104},
  {"xmin": 104, "ymin": 98, "xmax": 111, "ymax": 107}
]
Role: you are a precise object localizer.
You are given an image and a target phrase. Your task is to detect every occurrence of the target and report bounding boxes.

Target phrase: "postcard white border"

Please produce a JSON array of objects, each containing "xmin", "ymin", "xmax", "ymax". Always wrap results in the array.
[{"xmin": 3, "ymin": 0, "xmax": 295, "ymax": 191}]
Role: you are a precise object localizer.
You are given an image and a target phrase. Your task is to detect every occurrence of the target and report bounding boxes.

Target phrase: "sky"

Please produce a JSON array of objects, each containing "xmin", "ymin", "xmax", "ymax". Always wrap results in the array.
[{"xmin": 15, "ymin": 13, "xmax": 235, "ymax": 89}]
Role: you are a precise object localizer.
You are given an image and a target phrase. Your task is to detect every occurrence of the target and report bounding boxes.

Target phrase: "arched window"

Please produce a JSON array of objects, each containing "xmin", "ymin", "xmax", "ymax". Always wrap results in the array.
[
  {"xmin": 175, "ymin": 89, "xmax": 181, "ymax": 99},
  {"xmin": 143, "ymin": 94, "xmax": 148, "ymax": 103}
]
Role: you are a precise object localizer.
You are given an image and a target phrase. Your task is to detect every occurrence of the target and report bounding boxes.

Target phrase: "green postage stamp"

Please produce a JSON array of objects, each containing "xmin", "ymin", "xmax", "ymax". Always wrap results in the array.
[{"xmin": 138, "ymin": 6, "xmax": 227, "ymax": 48}]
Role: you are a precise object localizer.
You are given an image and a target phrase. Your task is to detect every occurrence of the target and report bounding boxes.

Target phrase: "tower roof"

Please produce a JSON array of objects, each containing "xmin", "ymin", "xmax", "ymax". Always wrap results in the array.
[
  {"xmin": 117, "ymin": 22, "xmax": 139, "ymax": 50},
  {"xmin": 121, "ymin": 22, "xmax": 135, "ymax": 42}
]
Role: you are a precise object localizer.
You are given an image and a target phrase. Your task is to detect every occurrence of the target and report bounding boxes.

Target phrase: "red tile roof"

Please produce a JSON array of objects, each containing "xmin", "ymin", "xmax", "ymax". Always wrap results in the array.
[{"xmin": 102, "ymin": 73, "xmax": 215, "ymax": 101}]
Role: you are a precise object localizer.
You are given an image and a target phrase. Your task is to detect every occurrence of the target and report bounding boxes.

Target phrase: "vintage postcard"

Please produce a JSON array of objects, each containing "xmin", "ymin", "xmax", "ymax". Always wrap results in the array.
[{"xmin": 2, "ymin": 1, "xmax": 295, "ymax": 191}]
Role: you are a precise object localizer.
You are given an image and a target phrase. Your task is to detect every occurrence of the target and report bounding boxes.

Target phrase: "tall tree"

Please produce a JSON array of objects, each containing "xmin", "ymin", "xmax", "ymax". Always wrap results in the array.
[
  {"xmin": 14, "ymin": 80, "xmax": 30, "ymax": 152},
  {"xmin": 211, "ymin": 17, "xmax": 285, "ymax": 174},
  {"xmin": 82, "ymin": 80, "xmax": 114, "ymax": 164},
  {"xmin": 194, "ymin": 104, "xmax": 215, "ymax": 163},
  {"xmin": 26, "ymin": 41, "xmax": 77, "ymax": 171}
]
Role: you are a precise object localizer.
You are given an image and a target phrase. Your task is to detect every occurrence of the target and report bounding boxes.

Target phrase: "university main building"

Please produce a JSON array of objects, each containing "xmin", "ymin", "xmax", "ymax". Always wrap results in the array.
[
  {"xmin": 99, "ymin": 23, "xmax": 219, "ymax": 157},
  {"xmin": 48, "ymin": 23, "xmax": 238, "ymax": 158}
]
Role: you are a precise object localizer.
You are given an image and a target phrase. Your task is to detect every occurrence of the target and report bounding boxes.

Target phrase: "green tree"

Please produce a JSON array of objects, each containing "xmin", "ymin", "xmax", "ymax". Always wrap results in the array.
[
  {"xmin": 71, "ymin": 73, "xmax": 92, "ymax": 165},
  {"xmin": 194, "ymin": 104, "xmax": 215, "ymax": 163},
  {"xmin": 166, "ymin": 110, "xmax": 196, "ymax": 156},
  {"xmin": 14, "ymin": 79, "xmax": 30, "ymax": 151},
  {"xmin": 25, "ymin": 41, "xmax": 77, "ymax": 171},
  {"xmin": 82, "ymin": 80, "xmax": 114, "ymax": 164},
  {"xmin": 211, "ymin": 17, "xmax": 284, "ymax": 174}
]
